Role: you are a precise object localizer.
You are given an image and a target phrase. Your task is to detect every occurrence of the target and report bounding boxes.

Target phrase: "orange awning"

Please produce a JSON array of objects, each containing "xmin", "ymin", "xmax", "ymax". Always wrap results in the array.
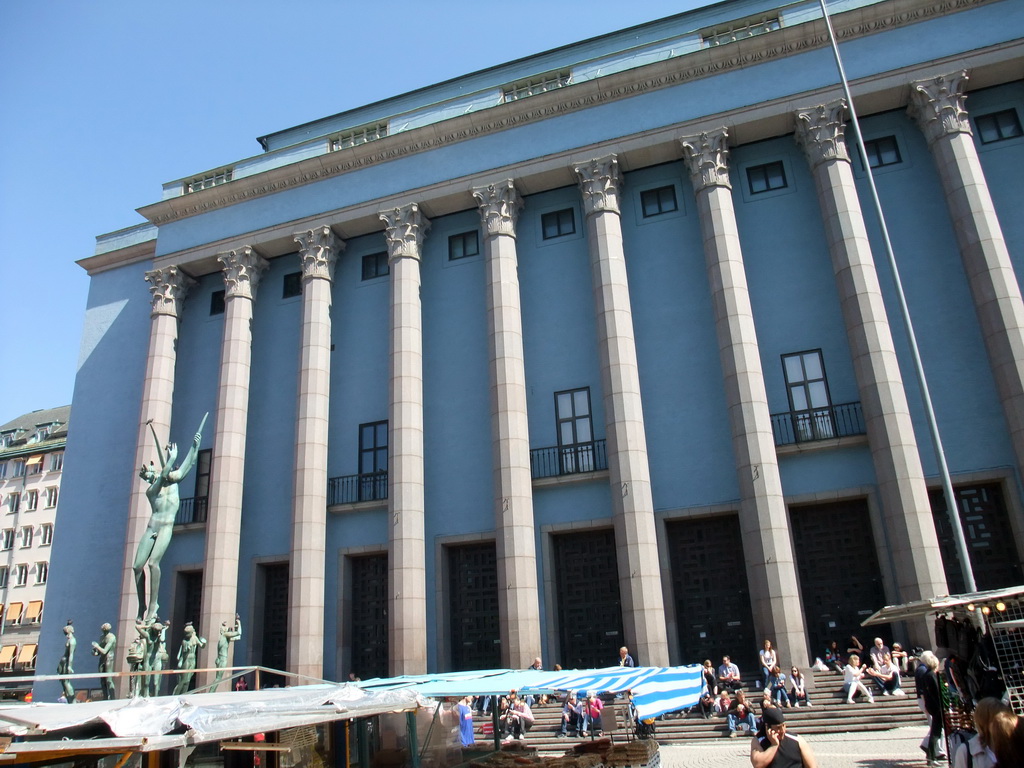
[
  {"xmin": 5, "ymin": 603, "xmax": 23, "ymax": 623},
  {"xmin": 0, "ymin": 646, "xmax": 16, "ymax": 665},
  {"xmin": 25, "ymin": 456, "xmax": 42, "ymax": 467},
  {"xmin": 24, "ymin": 601, "xmax": 42, "ymax": 623},
  {"xmin": 16, "ymin": 644, "xmax": 36, "ymax": 664}
]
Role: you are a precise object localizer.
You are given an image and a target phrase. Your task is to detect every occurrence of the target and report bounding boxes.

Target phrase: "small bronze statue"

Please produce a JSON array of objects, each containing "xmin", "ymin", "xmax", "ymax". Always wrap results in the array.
[
  {"xmin": 57, "ymin": 621, "xmax": 75, "ymax": 702},
  {"xmin": 213, "ymin": 615, "xmax": 242, "ymax": 690},
  {"xmin": 91, "ymin": 622, "xmax": 117, "ymax": 700},
  {"xmin": 173, "ymin": 622, "xmax": 207, "ymax": 695}
]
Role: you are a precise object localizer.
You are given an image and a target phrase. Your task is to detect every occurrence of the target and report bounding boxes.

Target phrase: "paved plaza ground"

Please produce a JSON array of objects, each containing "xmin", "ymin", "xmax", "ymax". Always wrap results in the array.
[{"xmin": 658, "ymin": 726, "xmax": 935, "ymax": 767}]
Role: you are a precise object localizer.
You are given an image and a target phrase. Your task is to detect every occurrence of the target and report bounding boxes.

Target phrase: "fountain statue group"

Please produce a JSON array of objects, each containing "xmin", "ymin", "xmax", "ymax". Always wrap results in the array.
[{"xmin": 57, "ymin": 415, "xmax": 243, "ymax": 701}]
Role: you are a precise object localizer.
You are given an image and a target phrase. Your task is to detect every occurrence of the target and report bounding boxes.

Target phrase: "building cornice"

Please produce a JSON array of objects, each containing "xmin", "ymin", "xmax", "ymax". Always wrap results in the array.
[{"xmin": 136, "ymin": 0, "xmax": 1000, "ymax": 229}]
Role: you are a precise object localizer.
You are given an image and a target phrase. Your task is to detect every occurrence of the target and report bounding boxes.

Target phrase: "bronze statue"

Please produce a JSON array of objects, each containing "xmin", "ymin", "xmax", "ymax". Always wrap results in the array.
[
  {"xmin": 57, "ymin": 621, "xmax": 75, "ymax": 702},
  {"xmin": 133, "ymin": 413, "xmax": 207, "ymax": 622},
  {"xmin": 91, "ymin": 622, "xmax": 117, "ymax": 700},
  {"xmin": 126, "ymin": 622, "xmax": 149, "ymax": 698},
  {"xmin": 173, "ymin": 622, "xmax": 207, "ymax": 695},
  {"xmin": 213, "ymin": 615, "xmax": 242, "ymax": 690},
  {"xmin": 144, "ymin": 619, "xmax": 167, "ymax": 697}
]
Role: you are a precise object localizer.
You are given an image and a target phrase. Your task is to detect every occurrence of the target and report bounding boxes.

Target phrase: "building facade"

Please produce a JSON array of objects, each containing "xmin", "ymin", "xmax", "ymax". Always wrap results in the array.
[
  {"xmin": 0, "ymin": 406, "xmax": 68, "ymax": 697},
  {"xmin": 41, "ymin": 0, "xmax": 1024, "ymax": 692}
]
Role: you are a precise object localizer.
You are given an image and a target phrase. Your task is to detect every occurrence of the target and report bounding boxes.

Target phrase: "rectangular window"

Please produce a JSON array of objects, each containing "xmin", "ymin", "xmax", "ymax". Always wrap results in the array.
[
  {"xmin": 12, "ymin": 460, "xmax": 24, "ymax": 478},
  {"xmin": 210, "ymin": 289, "xmax": 226, "ymax": 315},
  {"xmin": 361, "ymin": 251, "xmax": 389, "ymax": 281},
  {"xmin": 863, "ymin": 136, "xmax": 902, "ymax": 168},
  {"xmin": 359, "ymin": 421, "xmax": 388, "ymax": 502},
  {"xmin": 24, "ymin": 600, "xmax": 42, "ymax": 624},
  {"xmin": 542, "ymin": 208, "xmax": 576, "ymax": 240},
  {"xmin": 976, "ymin": 109, "xmax": 1023, "ymax": 144},
  {"xmin": 34, "ymin": 563, "xmax": 47, "ymax": 585},
  {"xmin": 555, "ymin": 387, "xmax": 596, "ymax": 473},
  {"xmin": 782, "ymin": 349, "xmax": 835, "ymax": 441},
  {"xmin": 49, "ymin": 452, "xmax": 63, "ymax": 472},
  {"xmin": 503, "ymin": 70, "xmax": 571, "ymax": 102},
  {"xmin": 702, "ymin": 15, "xmax": 781, "ymax": 46},
  {"xmin": 640, "ymin": 185, "xmax": 678, "ymax": 218},
  {"xmin": 330, "ymin": 122, "xmax": 388, "ymax": 151},
  {"xmin": 25, "ymin": 491, "xmax": 37, "ymax": 512},
  {"xmin": 15, "ymin": 564, "xmax": 27, "ymax": 587},
  {"xmin": 0, "ymin": 567, "xmax": 7, "ymax": 588},
  {"xmin": 41, "ymin": 523, "xmax": 53, "ymax": 546},
  {"xmin": 448, "ymin": 231, "xmax": 480, "ymax": 261},
  {"xmin": 194, "ymin": 449, "xmax": 212, "ymax": 516},
  {"xmin": 1, "ymin": 530, "xmax": 13, "ymax": 550},
  {"xmin": 747, "ymin": 161, "xmax": 787, "ymax": 194},
  {"xmin": 19, "ymin": 526, "xmax": 32, "ymax": 548},
  {"xmin": 26, "ymin": 455, "xmax": 42, "ymax": 475},
  {"xmin": 282, "ymin": 272, "xmax": 302, "ymax": 298},
  {"xmin": 45, "ymin": 487, "xmax": 58, "ymax": 508},
  {"xmin": 7, "ymin": 493, "xmax": 19, "ymax": 514},
  {"xmin": 185, "ymin": 167, "xmax": 233, "ymax": 194},
  {"xmin": 0, "ymin": 462, "xmax": 5, "ymax": 479}
]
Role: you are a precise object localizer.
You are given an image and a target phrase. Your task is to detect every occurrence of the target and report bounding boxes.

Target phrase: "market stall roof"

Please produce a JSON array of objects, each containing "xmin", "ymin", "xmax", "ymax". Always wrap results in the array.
[
  {"xmin": 861, "ymin": 584, "xmax": 1024, "ymax": 626},
  {"xmin": 359, "ymin": 665, "xmax": 703, "ymax": 721}
]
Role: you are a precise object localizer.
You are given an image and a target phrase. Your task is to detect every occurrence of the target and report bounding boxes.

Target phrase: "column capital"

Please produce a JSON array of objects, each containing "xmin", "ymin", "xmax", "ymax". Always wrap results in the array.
[
  {"xmin": 795, "ymin": 99, "xmax": 850, "ymax": 169},
  {"xmin": 574, "ymin": 155, "xmax": 621, "ymax": 216},
  {"xmin": 218, "ymin": 246, "xmax": 269, "ymax": 300},
  {"xmin": 679, "ymin": 129, "xmax": 732, "ymax": 190},
  {"xmin": 473, "ymin": 180, "xmax": 522, "ymax": 238},
  {"xmin": 380, "ymin": 203, "xmax": 431, "ymax": 262},
  {"xmin": 295, "ymin": 226, "xmax": 342, "ymax": 282},
  {"xmin": 145, "ymin": 265, "xmax": 195, "ymax": 318},
  {"xmin": 908, "ymin": 71, "xmax": 971, "ymax": 145}
]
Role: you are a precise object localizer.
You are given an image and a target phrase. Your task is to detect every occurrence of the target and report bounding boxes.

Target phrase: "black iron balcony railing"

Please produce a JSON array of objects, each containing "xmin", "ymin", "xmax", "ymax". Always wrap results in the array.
[
  {"xmin": 328, "ymin": 471, "xmax": 388, "ymax": 506},
  {"xmin": 175, "ymin": 496, "xmax": 208, "ymax": 525},
  {"xmin": 770, "ymin": 401, "xmax": 866, "ymax": 447},
  {"xmin": 530, "ymin": 439, "xmax": 608, "ymax": 479}
]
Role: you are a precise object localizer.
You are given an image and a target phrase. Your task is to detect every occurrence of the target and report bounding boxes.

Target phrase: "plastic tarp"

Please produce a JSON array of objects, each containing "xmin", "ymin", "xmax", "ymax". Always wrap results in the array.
[{"xmin": 861, "ymin": 584, "xmax": 1024, "ymax": 626}]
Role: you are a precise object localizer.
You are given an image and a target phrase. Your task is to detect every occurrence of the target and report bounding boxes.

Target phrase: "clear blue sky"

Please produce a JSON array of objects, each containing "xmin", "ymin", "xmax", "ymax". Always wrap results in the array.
[{"xmin": 0, "ymin": 0, "xmax": 709, "ymax": 426}]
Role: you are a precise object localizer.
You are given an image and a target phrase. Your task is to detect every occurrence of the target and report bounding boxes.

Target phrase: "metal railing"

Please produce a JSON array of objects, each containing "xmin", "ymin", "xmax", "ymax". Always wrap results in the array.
[
  {"xmin": 530, "ymin": 439, "xmax": 608, "ymax": 479},
  {"xmin": 175, "ymin": 496, "xmax": 208, "ymax": 525},
  {"xmin": 328, "ymin": 472, "xmax": 388, "ymax": 506},
  {"xmin": 770, "ymin": 401, "xmax": 866, "ymax": 447}
]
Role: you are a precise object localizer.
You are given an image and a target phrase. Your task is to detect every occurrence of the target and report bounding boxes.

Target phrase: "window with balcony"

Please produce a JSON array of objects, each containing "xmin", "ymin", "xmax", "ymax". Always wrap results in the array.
[
  {"xmin": 640, "ymin": 185, "xmax": 678, "ymax": 218},
  {"xmin": 976, "ymin": 109, "xmax": 1023, "ymax": 144},
  {"xmin": 782, "ymin": 350, "xmax": 835, "ymax": 442},
  {"xmin": 49, "ymin": 452, "xmax": 63, "ymax": 472},
  {"xmin": 542, "ymin": 208, "xmax": 575, "ymax": 240},
  {"xmin": 41, "ymin": 523, "xmax": 53, "ymax": 546},
  {"xmin": 448, "ymin": 231, "xmax": 479, "ymax": 261},
  {"xmin": 358, "ymin": 421, "xmax": 388, "ymax": 502},
  {"xmin": 178, "ymin": 449, "xmax": 211, "ymax": 525},
  {"xmin": 747, "ymin": 161, "xmax": 787, "ymax": 194},
  {"xmin": 361, "ymin": 252, "xmax": 389, "ymax": 281},
  {"xmin": 45, "ymin": 487, "xmax": 57, "ymax": 508},
  {"xmin": 25, "ymin": 490, "xmax": 37, "ymax": 512},
  {"xmin": 555, "ymin": 387, "xmax": 596, "ymax": 473}
]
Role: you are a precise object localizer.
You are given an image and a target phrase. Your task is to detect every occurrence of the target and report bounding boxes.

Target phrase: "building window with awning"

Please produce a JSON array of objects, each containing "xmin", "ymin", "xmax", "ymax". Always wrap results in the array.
[
  {"xmin": 16, "ymin": 644, "xmax": 36, "ymax": 669},
  {"xmin": 0, "ymin": 645, "xmax": 17, "ymax": 670},
  {"xmin": 25, "ymin": 600, "xmax": 43, "ymax": 623},
  {"xmin": 6, "ymin": 602, "xmax": 23, "ymax": 625},
  {"xmin": 25, "ymin": 456, "xmax": 43, "ymax": 475}
]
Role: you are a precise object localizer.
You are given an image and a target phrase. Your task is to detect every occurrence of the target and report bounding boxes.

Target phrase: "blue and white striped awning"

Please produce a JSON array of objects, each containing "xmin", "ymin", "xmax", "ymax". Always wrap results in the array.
[{"xmin": 356, "ymin": 665, "xmax": 703, "ymax": 721}]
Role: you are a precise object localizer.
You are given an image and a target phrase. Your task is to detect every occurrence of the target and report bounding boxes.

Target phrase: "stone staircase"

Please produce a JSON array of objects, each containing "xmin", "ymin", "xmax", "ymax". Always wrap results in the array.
[{"xmin": 474, "ymin": 672, "xmax": 926, "ymax": 756}]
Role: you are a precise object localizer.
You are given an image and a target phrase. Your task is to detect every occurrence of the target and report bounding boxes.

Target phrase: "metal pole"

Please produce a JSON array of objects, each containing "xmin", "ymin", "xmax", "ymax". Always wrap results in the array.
[{"xmin": 817, "ymin": 0, "xmax": 976, "ymax": 593}]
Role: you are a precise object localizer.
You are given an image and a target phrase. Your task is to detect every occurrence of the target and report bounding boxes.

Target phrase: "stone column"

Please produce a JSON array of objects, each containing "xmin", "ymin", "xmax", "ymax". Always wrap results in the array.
[
  {"xmin": 678, "ymin": 131, "xmax": 808, "ymax": 667},
  {"xmin": 795, "ymin": 102, "xmax": 947, "ymax": 639},
  {"xmin": 288, "ymin": 226, "xmax": 342, "ymax": 680},
  {"xmin": 380, "ymin": 204, "xmax": 429, "ymax": 675},
  {"xmin": 909, "ymin": 72, "xmax": 1024, "ymax": 490},
  {"xmin": 574, "ymin": 156, "xmax": 669, "ymax": 667},
  {"xmin": 472, "ymin": 180, "xmax": 541, "ymax": 668},
  {"xmin": 200, "ymin": 247, "xmax": 267, "ymax": 676},
  {"xmin": 117, "ymin": 266, "xmax": 194, "ymax": 676}
]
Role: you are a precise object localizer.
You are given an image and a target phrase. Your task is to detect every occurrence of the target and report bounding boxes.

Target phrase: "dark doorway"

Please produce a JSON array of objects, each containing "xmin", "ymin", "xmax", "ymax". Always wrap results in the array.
[
  {"xmin": 790, "ymin": 499, "xmax": 889, "ymax": 662},
  {"xmin": 448, "ymin": 542, "xmax": 500, "ymax": 671},
  {"xmin": 666, "ymin": 515, "xmax": 756, "ymax": 665},
  {"xmin": 259, "ymin": 563, "xmax": 289, "ymax": 687},
  {"xmin": 930, "ymin": 483, "xmax": 1023, "ymax": 593},
  {"xmin": 554, "ymin": 528, "xmax": 623, "ymax": 668},
  {"xmin": 350, "ymin": 554, "xmax": 388, "ymax": 680}
]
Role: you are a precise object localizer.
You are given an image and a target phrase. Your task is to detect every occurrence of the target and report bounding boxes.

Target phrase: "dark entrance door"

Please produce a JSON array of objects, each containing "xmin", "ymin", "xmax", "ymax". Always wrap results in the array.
[
  {"xmin": 449, "ymin": 542, "xmax": 500, "ymax": 671},
  {"xmin": 350, "ymin": 554, "xmax": 389, "ymax": 680},
  {"xmin": 930, "ymin": 483, "xmax": 1024, "ymax": 593},
  {"xmin": 260, "ymin": 563, "xmax": 289, "ymax": 687},
  {"xmin": 790, "ymin": 499, "xmax": 889, "ymax": 662},
  {"xmin": 666, "ymin": 515, "xmax": 756, "ymax": 666},
  {"xmin": 554, "ymin": 528, "xmax": 623, "ymax": 668}
]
